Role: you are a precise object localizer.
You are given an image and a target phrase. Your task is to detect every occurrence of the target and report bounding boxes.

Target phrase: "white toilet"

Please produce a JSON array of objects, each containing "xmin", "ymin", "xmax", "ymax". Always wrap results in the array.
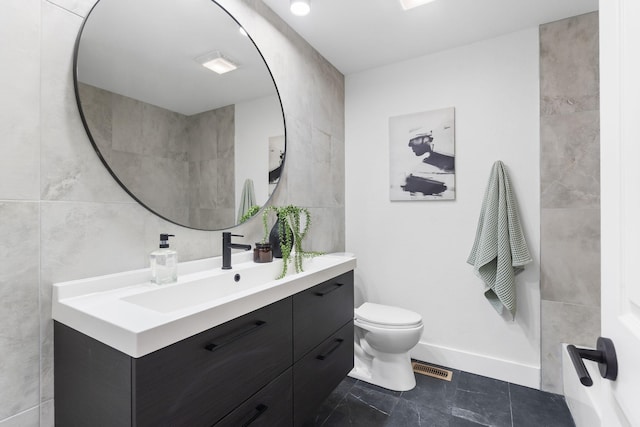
[{"xmin": 349, "ymin": 302, "xmax": 424, "ymax": 391}]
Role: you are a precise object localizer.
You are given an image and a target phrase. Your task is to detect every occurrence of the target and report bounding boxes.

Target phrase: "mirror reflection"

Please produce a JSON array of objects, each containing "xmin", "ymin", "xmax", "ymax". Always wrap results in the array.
[{"xmin": 75, "ymin": 0, "xmax": 286, "ymax": 230}]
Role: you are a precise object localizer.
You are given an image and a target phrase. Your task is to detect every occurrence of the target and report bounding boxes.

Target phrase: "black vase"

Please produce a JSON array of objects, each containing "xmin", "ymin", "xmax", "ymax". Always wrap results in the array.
[{"xmin": 269, "ymin": 215, "xmax": 292, "ymax": 258}]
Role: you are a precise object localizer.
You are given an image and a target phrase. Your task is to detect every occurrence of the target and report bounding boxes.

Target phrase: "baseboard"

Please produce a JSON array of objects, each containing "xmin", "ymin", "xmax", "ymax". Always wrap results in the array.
[{"xmin": 410, "ymin": 341, "xmax": 540, "ymax": 389}]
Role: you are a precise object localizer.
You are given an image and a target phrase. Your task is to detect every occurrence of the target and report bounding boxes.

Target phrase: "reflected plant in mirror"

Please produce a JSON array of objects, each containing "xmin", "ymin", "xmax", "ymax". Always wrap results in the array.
[{"xmin": 74, "ymin": 0, "xmax": 286, "ymax": 230}]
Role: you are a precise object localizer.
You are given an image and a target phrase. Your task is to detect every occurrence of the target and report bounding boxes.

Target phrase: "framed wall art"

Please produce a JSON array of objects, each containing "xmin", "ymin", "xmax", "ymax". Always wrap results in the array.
[{"xmin": 389, "ymin": 107, "xmax": 455, "ymax": 201}]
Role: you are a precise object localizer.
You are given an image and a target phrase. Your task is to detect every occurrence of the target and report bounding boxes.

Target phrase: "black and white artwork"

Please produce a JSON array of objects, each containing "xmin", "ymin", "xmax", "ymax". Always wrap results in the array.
[{"xmin": 389, "ymin": 107, "xmax": 455, "ymax": 200}]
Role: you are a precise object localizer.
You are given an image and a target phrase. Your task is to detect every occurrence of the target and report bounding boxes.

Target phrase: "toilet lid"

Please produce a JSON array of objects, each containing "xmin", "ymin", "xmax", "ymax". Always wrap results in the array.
[{"xmin": 355, "ymin": 302, "xmax": 422, "ymax": 327}]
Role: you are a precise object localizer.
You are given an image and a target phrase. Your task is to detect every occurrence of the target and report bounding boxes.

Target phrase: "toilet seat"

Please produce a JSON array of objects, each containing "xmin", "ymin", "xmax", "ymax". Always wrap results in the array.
[{"xmin": 355, "ymin": 302, "xmax": 422, "ymax": 329}]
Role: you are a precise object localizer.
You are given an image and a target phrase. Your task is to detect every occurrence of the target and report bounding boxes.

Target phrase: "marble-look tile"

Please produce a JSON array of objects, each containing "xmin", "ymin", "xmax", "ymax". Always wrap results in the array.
[
  {"xmin": 107, "ymin": 151, "xmax": 189, "ymax": 222},
  {"xmin": 302, "ymin": 377, "xmax": 356, "ymax": 427},
  {"xmin": 331, "ymin": 136, "xmax": 346, "ymax": 207},
  {"xmin": 540, "ymin": 111, "xmax": 599, "ymax": 209},
  {"xmin": 286, "ymin": 115, "xmax": 314, "ymax": 207},
  {"xmin": 0, "ymin": 203, "xmax": 40, "ymax": 420},
  {"xmin": 540, "ymin": 12, "xmax": 599, "ymax": 116},
  {"xmin": 40, "ymin": 201, "xmax": 148, "ymax": 283},
  {"xmin": 141, "ymin": 103, "xmax": 187, "ymax": 160},
  {"xmin": 311, "ymin": 365, "xmax": 577, "ymax": 426},
  {"xmin": 0, "ymin": 407, "xmax": 39, "ymax": 427},
  {"xmin": 190, "ymin": 208, "xmax": 235, "ymax": 231},
  {"xmin": 306, "ymin": 207, "xmax": 345, "ymax": 253},
  {"xmin": 143, "ymin": 214, "xmax": 217, "ymax": 263},
  {"xmin": 401, "ymin": 367, "xmax": 459, "ymax": 412},
  {"xmin": 39, "ymin": 201, "xmax": 147, "ymax": 400},
  {"xmin": 186, "ymin": 106, "xmax": 233, "ymax": 162},
  {"xmin": 39, "ymin": 400, "xmax": 54, "ymax": 427},
  {"xmin": 111, "ymin": 95, "xmax": 144, "ymax": 155},
  {"xmin": 510, "ymin": 383, "xmax": 575, "ymax": 427},
  {"xmin": 45, "ymin": 0, "xmax": 96, "ymax": 17},
  {"xmin": 216, "ymin": 158, "xmax": 236, "ymax": 209},
  {"xmin": 108, "ymin": 88, "xmax": 188, "ymax": 160},
  {"xmin": 77, "ymin": 83, "xmax": 114, "ymax": 162},
  {"xmin": 311, "ymin": 49, "xmax": 345, "ymax": 140},
  {"xmin": 540, "ymin": 300, "xmax": 600, "ymax": 393},
  {"xmin": 215, "ymin": 106, "xmax": 235, "ymax": 160},
  {"xmin": 451, "ymin": 372, "xmax": 512, "ymax": 427},
  {"xmin": 322, "ymin": 382, "xmax": 399, "ymax": 427},
  {"xmin": 0, "ymin": 0, "xmax": 40, "ymax": 200},
  {"xmin": 40, "ymin": 1, "xmax": 132, "ymax": 203},
  {"xmin": 540, "ymin": 208, "xmax": 600, "ymax": 306},
  {"xmin": 449, "ymin": 417, "xmax": 488, "ymax": 427},
  {"xmin": 189, "ymin": 160, "xmax": 219, "ymax": 210},
  {"xmin": 311, "ymin": 128, "xmax": 333, "ymax": 207},
  {"xmin": 385, "ymin": 398, "xmax": 450, "ymax": 427}
]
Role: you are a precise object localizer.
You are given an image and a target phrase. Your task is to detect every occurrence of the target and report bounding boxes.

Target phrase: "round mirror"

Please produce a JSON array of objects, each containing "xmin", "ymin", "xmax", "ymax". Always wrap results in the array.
[{"xmin": 74, "ymin": 0, "xmax": 286, "ymax": 230}]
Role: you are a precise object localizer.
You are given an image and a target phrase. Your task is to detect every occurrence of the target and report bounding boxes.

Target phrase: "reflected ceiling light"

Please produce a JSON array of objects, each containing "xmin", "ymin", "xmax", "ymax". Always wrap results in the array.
[
  {"xmin": 399, "ymin": 0, "xmax": 437, "ymax": 10},
  {"xmin": 290, "ymin": 0, "xmax": 310, "ymax": 16},
  {"xmin": 239, "ymin": 27, "xmax": 248, "ymax": 37},
  {"xmin": 196, "ymin": 51, "xmax": 238, "ymax": 74}
]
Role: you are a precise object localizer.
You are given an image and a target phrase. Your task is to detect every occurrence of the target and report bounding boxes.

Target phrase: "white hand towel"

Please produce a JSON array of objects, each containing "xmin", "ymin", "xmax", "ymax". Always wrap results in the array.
[{"xmin": 467, "ymin": 161, "xmax": 532, "ymax": 318}]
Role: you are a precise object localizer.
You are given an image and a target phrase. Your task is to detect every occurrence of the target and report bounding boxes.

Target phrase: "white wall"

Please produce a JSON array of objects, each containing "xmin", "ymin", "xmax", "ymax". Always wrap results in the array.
[{"xmin": 345, "ymin": 28, "xmax": 541, "ymax": 387}]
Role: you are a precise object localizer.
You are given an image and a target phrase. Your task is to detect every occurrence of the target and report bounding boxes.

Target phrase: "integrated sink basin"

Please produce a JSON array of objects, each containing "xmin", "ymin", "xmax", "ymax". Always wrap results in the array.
[
  {"xmin": 52, "ymin": 252, "xmax": 356, "ymax": 357},
  {"xmin": 120, "ymin": 260, "xmax": 283, "ymax": 313}
]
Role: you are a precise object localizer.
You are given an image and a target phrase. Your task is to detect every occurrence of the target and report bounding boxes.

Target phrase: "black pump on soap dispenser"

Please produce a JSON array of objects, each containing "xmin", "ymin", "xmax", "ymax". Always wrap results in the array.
[{"xmin": 150, "ymin": 233, "xmax": 178, "ymax": 285}]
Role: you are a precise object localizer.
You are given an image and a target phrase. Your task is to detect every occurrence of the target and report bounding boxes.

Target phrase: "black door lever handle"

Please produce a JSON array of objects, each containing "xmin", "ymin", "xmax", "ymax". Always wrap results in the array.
[{"xmin": 566, "ymin": 336, "xmax": 617, "ymax": 387}]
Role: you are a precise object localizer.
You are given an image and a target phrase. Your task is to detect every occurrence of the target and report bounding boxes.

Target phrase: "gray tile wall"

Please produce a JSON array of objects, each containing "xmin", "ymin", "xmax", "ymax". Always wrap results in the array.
[
  {"xmin": 539, "ymin": 12, "xmax": 600, "ymax": 393},
  {"xmin": 79, "ymin": 83, "xmax": 236, "ymax": 229},
  {"xmin": 0, "ymin": 0, "xmax": 344, "ymax": 425},
  {"xmin": 187, "ymin": 105, "xmax": 236, "ymax": 229}
]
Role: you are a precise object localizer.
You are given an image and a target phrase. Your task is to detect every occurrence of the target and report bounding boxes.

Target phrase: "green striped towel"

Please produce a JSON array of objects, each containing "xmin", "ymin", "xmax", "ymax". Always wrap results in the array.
[{"xmin": 467, "ymin": 161, "xmax": 532, "ymax": 318}]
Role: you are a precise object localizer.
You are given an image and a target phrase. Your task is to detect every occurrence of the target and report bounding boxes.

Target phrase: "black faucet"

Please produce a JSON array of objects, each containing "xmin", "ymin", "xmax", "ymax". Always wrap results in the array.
[{"xmin": 222, "ymin": 232, "xmax": 252, "ymax": 270}]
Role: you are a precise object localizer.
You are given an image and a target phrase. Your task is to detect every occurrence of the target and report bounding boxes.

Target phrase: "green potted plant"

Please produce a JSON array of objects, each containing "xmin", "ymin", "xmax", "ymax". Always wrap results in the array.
[
  {"xmin": 262, "ymin": 205, "xmax": 322, "ymax": 279},
  {"xmin": 238, "ymin": 205, "xmax": 260, "ymax": 224}
]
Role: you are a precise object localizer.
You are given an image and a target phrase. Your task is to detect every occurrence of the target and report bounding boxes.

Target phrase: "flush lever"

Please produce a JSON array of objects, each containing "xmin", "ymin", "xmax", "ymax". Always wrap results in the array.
[{"xmin": 566, "ymin": 336, "xmax": 617, "ymax": 387}]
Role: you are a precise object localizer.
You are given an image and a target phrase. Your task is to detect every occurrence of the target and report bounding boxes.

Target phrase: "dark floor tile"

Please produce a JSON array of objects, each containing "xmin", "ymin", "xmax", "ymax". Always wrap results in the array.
[
  {"xmin": 401, "ymin": 368, "xmax": 459, "ymax": 412},
  {"xmin": 322, "ymin": 390, "xmax": 391, "ymax": 427},
  {"xmin": 447, "ymin": 371, "xmax": 511, "ymax": 426},
  {"xmin": 448, "ymin": 415, "xmax": 489, "ymax": 426},
  {"xmin": 456, "ymin": 371, "xmax": 509, "ymax": 396},
  {"xmin": 509, "ymin": 383, "xmax": 575, "ymax": 427},
  {"xmin": 386, "ymin": 397, "xmax": 450, "ymax": 427},
  {"xmin": 307, "ymin": 366, "xmax": 577, "ymax": 427},
  {"xmin": 348, "ymin": 382, "xmax": 401, "ymax": 415},
  {"xmin": 302, "ymin": 378, "xmax": 358, "ymax": 426},
  {"xmin": 353, "ymin": 379, "xmax": 403, "ymax": 398}
]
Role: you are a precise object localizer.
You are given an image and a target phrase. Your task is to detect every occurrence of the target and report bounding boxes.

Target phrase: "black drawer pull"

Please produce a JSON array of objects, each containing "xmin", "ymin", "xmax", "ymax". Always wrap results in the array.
[
  {"xmin": 242, "ymin": 404, "xmax": 268, "ymax": 427},
  {"xmin": 316, "ymin": 338, "xmax": 344, "ymax": 360},
  {"xmin": 314, "ymin": 283, "xmax": 343, "ymax": 296},
  {"xmin": 204, "ymin": 321, "xmax": 267, "ymax": 352}
]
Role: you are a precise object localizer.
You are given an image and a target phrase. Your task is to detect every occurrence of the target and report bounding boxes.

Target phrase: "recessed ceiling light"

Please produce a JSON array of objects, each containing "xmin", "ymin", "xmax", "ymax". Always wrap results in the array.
[
  {"xmin": 399, "ymin": 0, "xmax": 437, "ymax": 10},
  {"xmin": 196, "ymin": 51, "xmax": 238, "ymax": 75},
  {"xmin": 290, "ymin": 0, "xmax": 310, "ymax": 16}
]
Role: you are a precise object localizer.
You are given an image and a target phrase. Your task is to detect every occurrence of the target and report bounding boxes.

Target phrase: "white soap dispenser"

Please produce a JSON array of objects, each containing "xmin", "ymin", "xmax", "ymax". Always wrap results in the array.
[{"xmin": 150, "ymin": 233, "xmax": 177, "ymax": 285}]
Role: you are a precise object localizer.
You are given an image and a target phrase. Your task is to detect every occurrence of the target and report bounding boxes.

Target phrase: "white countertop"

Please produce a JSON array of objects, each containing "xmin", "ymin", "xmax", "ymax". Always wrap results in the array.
[{"xmin": 52, "ymin": 252, "xmax": 357, "ymax": 358}]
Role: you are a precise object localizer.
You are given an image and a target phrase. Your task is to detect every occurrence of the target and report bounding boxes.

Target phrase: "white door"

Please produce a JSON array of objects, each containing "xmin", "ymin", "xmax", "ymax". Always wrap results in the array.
[{"xmin": 600, "ymin": 0, "xmax": 640, "ymax": 425}]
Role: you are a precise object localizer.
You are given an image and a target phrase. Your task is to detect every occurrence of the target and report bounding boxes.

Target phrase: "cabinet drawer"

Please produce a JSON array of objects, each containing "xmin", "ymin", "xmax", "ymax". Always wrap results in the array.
[
  {"xmin": 293, "ymin": 271, "xmax": 354, "ymax": 361},
  {"xmin": 293, "ymin": 321, "xmax": 354, "ymax": 427},
  {"xmin": 216, "ymin": 368, "xmax": 292, "ymax": 427},
  {"xmin": 133, "ymin": 297, "xmax": 292, "ymax": 427}
]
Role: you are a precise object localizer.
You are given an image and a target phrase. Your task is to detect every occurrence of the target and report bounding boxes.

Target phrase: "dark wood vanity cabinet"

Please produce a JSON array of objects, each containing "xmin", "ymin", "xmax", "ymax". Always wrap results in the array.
[{"xmin": 54, "ymin": 270, "xmax": 354, "ymax": 427}]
